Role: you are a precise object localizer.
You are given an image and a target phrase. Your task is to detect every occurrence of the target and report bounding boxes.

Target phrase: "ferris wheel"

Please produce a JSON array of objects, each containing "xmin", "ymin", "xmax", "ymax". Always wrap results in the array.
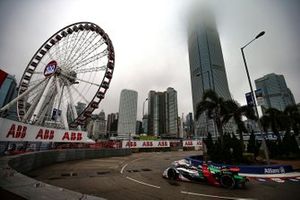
[{"xmin": 1, "ymin": 22, "xmax": 115, "ymax": 129}]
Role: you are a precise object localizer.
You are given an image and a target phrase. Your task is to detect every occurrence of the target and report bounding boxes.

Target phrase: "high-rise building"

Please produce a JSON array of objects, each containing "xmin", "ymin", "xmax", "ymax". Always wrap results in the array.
[
  {"xmin": 107, "ymin": 113, "xmax": 118, "ymax": 136},
  {"xmin": 188, "ymin": 9, "xmax": 231, "ymax": 137},
  {"xmin": 185, "ymin": 112, "xmax": 194, "ymax": 138},
  {"xmin": 255, "ymin": 73, "xmax": 296, "ymax": 112},
  {"xmin": 147, "ymin": 88, "xmax": 178, "ymax": 137},
  {"xmin": 87, "ymin": 110, "xmax": 106, "ymax": 140},
  {"xmin": 0, "ymin": 70, "xmax": 18, "ymax": 120},
  {"xmin": 165, "ymin": 87, "xmax": 178, "ymax": 136},
  {"xmin": 136, "ymin": 120, "xmax": 143, "ymax": 135},
  {"xmin": 117, "ymin": 89, "xmax": 138, "ymax": 138},
  {"xmin": 75, "ymin": 102, "xmax": 86, "ymax": 116},
  {"xmin": 142, "ymin": 114, "xmax": 148, "ymax": 133},
  {"xmin": 0, "ymin": 73, "xmax": 17, "ymax": 108}
]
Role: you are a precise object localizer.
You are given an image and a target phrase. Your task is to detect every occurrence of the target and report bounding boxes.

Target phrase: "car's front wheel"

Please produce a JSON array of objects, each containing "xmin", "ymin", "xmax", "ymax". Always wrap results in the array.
[
  {"xmin": 220, "ymin": 175, "xmax": 235, "ymax": 189},
  {"xmin": 167, "ymin": 168, "xmax": 179, "ymax": 180}
]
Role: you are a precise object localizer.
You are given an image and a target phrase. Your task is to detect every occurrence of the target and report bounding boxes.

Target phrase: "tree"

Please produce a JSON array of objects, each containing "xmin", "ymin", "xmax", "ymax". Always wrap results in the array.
[
  {"xmin": 247, "ymin": 131, "xmax": 261, "ymax": 159},
  {"xmin": 222, "ymin": 100, "xmax": 257, "ymax": 147},
  {"xmin": 260, "ymin": 108, "xmax": 285, "ymax": 140},
  {"xmin": 195, "ymin": 90, "xmax": 228, "ymax": 146},
  {"xmin": 284, "ymin": 105, "xmax": 300, "ymax": 136},
  {"xmin": 204, "ymin": 132, "xmax": 213, "ymax": 155}
]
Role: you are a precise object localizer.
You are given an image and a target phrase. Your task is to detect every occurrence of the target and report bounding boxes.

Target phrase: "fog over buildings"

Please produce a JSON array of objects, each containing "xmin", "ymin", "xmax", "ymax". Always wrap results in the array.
[{"xmin": 0, "ymin": 0, "xmax": 299, "ymax": 120}]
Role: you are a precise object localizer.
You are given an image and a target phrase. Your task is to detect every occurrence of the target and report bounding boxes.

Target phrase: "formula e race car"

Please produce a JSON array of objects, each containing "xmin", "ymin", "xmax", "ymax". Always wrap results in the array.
[{"xmin": 163, "ymin": 159, "xmax": 248, "ymax": 189}]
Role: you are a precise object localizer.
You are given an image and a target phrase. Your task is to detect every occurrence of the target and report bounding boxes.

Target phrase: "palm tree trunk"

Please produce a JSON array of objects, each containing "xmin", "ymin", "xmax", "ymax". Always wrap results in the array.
[{"xmin": 216, "ymin": 118, "xmax": 224, "ymax": 147}]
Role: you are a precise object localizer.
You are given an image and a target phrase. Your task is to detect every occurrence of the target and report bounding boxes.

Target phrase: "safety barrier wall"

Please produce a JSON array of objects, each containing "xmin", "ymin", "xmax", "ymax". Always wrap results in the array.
[
  {"xmin": 0, "ymin": 149, "xmax": 131, "ymax": 200},
  {"xmin": 8, "ymin": 148, "xmax": 132, "ymax": 173},
  {"xmin": 186, "ymin": 156, "xmax": 294, "ymax": 174}
]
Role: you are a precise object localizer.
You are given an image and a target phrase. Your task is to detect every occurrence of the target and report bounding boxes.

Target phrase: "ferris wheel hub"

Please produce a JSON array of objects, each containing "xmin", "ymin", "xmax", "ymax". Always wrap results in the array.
[{"xmin": 44, "ymin": 60, "xmax": 58, "ymax": 77}]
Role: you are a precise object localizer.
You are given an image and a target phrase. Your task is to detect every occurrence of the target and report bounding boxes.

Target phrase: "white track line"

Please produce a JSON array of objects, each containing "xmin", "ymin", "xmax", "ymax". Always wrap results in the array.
[
  {"xmin": 120, "ymin": 158, "xmax": 143, "ymax": 174},
  {"xmin": 126, "ymin": 176, "xmax": 161, "ymax": 189},
  {"xmin": 181, "ymin": 191, "xmax": 256, "ymax": 200},
  {"xmin": 120, "ymin": 164, "xmax": 128, "ymax": 174}
]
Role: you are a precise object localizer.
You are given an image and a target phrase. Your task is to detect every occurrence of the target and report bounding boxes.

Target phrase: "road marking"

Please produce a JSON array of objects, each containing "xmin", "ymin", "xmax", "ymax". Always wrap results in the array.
[
  {"xmin": 126, "ymin": 176, "xmax": 161, "ymax": 189},
  {"xmin": 120, "ymin": 158, "xmax": 143, "ymax": 174},
  {"xmin": 271, "ymin": 178, "xmax": 285, "ymax": 183},
  {"xmin": 289, "ymin": 178, "xmax": 299, "ymax": 182},
  {"xmin": 120, "ymin": 164, "xmax": 128, "ymax": 174},
  {"xmin": 181, "ymin": 191, "xmax": 256, "ymax": 200},
  {"xmin": 257, "ymin": 178, "xmax": 267, "ymax": 182}
]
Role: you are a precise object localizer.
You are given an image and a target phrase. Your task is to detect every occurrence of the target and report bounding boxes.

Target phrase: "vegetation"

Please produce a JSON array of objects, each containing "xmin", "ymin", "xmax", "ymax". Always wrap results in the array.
[
  {"xmin": 222, "ymin": 100, "xmax": 257, "ymax": 147},
  {"xmin": 195, "ymin": 90, "xmax": 227, "ymax": 146},
  {"xmin": 198, "ymin": 90, "xmax": 300, "ymax": 163}
]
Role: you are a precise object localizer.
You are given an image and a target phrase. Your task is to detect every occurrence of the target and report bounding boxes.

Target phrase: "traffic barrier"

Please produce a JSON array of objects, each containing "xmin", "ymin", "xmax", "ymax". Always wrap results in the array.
[
  {"xmin": 0, "ymin": 149, "xmax": 131, "ymax": 200},
  {"xmin": 186, "ymin": 156, "xmax": 294, "ymax": 174}
]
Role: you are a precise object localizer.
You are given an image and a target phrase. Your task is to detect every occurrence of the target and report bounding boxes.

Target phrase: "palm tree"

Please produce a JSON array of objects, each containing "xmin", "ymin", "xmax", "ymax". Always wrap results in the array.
[
  {"xmin": 260, "ymin": 107, "xmax": 288, "ymax": 140},
  {"xmin": 195, "ymin": 90, "xmax": 228, "ymax": 146},
  {"xmin": 284, "ymin": 105, "xmax": 300, "ymax": 136},
  {"xmin": 222, "ymin": 100, "xmax": 257, "ymax": 146}
]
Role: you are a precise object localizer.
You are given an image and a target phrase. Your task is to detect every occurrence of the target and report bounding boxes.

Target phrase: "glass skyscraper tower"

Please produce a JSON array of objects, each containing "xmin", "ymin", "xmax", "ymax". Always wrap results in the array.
[
  {"xmin": 147, "ymin": 87, "xmax": 178, "ymax": 137},
  {"xmin": 255, "ymin": 73, "xmax": 295, "ymax": 112},
  {"xmin": 188, "ymin": 9, "xmax": 231, "ymax": 137},
  {"xmin": 117, "ymin": 89, "xmax": 138, "ymax": 138}
]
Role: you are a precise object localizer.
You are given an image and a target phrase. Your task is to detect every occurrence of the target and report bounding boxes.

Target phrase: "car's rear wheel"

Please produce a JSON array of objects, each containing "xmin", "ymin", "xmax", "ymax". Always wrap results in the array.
[
  {"xmin": 220, "ymin": 175, "xmax": 235, "ymax": 189},
  {"xmin": 167, "ymin": 168, "xmax": 179, "ymax": 180}
]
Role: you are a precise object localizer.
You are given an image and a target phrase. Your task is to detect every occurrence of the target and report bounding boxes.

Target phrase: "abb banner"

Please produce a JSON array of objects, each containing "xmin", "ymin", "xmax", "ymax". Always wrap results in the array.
[
  {"xmin": 182, "ymin": 140, "xmax": 203, "ymax": 147},
  {"xmin": 122, "ymin": 140, "xmax": 170, "ymax": 148},
  {"xmin": 0, "ymin": 118, "xmax": 94, "ymax": 143}
]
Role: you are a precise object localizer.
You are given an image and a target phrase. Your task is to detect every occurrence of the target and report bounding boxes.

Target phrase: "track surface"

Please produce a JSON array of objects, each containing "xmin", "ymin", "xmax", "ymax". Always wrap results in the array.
[{"xmin": 28, "ymin": 151, "xmax": 300, "ymax": 200}]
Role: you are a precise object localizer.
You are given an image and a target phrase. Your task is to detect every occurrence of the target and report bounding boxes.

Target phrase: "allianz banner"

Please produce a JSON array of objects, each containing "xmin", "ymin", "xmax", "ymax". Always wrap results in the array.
[{"xmin": 0, "ymin": 118, "xmax": 94, "ymax": 143}]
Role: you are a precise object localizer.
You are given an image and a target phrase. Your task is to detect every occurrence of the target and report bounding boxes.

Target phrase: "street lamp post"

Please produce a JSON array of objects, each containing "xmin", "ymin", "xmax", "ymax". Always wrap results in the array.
[{"xmin": 241, "ymin": 31, "xmax": 270, "ymax": 164}]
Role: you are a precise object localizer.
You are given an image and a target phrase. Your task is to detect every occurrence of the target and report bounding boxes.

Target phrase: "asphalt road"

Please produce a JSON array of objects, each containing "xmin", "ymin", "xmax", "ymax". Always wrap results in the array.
[{"xmin": 27, "ymin": 151, "xmax": 300, "ymax": 200}]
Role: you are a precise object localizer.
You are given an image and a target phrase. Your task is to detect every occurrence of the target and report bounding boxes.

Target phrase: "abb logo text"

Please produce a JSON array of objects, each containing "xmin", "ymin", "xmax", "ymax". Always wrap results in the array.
[{"xmin": 6, "ymin": 124, "xmax": 27, "ymax": 138}]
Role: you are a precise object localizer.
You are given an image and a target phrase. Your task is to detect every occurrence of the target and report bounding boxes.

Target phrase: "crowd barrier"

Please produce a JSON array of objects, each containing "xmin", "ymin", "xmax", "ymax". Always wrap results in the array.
[{"xmin": 186, "ymin": 156, "xmax": 294, "ymax": 174}]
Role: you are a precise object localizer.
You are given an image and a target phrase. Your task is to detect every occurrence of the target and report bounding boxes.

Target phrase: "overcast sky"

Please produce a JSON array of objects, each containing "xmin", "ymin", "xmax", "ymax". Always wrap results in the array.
[{"xmin": 0, "ymin": 0, "xmax": 299, "ymax": 120}]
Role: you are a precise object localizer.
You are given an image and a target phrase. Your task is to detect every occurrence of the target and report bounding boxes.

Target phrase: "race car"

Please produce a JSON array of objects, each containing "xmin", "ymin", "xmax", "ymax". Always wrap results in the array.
[{"xmin": 163, "ymin": 159, "xmax": 248, "ymax": 189}]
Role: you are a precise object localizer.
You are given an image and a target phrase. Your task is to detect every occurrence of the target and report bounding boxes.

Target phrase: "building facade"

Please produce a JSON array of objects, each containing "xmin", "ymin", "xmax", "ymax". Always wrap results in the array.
[
  {"xmin": 142, "ymin": 114, "xmax": 148, "ymax": 134},
  {"xmin": 188, "ymin": 9, "xmax": 231, "ymax": 138},
  {"xmin": 185, "ymin": 112, "xmax": 194, "ymax": 138},
  {"xmin": 147, "ymin": 88, "xmax": 178, "ymax": 137},
  {"xmin": 255, "ymin": 73, "xmax": 295, "ymax": 112},
  {"xmin": 117, "ymin": 89, "xmax": 138, "ymax": 138},
  {"xmin": 107, "ymin": 113, "xmax": 118, "ymax": 137},
  {"xmin": 0, "ymin": 70, "xmax": 18, "ymax": 120},
  {"xmin": 0, "ymin": 73, "xmax": 17, "ymax": 108}
]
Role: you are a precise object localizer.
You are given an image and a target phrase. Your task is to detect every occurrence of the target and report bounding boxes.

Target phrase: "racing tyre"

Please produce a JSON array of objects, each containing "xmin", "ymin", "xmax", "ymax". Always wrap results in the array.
[
  {"xmin": 220, "ymin": 175, "xmax": 235, "ymax": 189},
  {"xmin": 167, "ymin": 168, "xmax": 179, "ymax": 180}
]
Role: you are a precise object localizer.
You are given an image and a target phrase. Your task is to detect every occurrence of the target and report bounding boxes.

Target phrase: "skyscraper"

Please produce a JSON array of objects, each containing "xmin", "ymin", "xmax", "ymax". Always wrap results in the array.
[
  {"xmin": 185, "ymin": 112, "xmax": 194, "ymax": 138},
  {"xmin": 165, "ymin": 87, "xmax": 178, "ymax": 136},
  {"xmin": 255, "ymin": 73, "xmax": 296, "ymax": 112},
  {"xmin": 188, "ymin": 9, "xmax": 231, "ymax": 137},
  {"xmin": 0, "ymin": 73, "xmax": 17, "ymax": 108},
  {"xmin": 107, "ymin": 113, "xmax": 118, "ymax": 136},
  {"xmin": 117, "ymin": 89, "xmax": 138, "ymax": 138},
  {"xmin": 0, "ymin": 70, "xmax": 18, "ymax": 120},
  {"xmin": 147, "ymin": 87, "xmax": 178, "ymax": 137}
]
